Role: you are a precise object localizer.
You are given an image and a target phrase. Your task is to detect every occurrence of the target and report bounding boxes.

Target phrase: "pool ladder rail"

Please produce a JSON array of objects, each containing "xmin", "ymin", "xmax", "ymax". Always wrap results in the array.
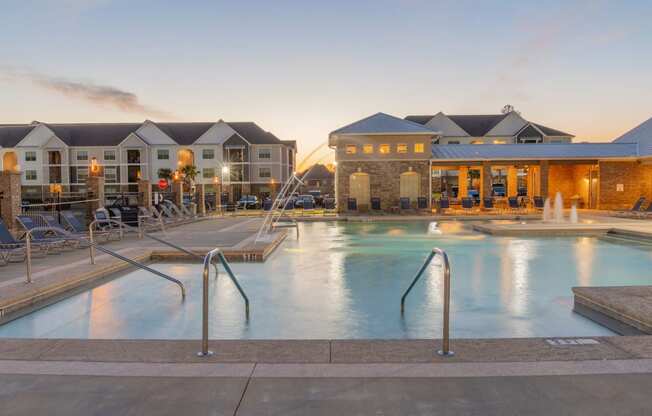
[{"xmin": 401, "ymin": 247, "xmax": 454, "ymax": 357}]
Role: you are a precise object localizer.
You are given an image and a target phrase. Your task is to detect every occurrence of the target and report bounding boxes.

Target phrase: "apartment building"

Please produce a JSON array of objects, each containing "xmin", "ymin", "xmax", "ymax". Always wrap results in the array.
[{"xmin": 0, "ymin": 120, "xmax": 296, "ymax": 202}]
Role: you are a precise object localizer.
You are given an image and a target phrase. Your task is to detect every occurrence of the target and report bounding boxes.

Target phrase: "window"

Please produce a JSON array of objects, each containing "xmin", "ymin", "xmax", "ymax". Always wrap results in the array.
[
  {"xmin": 76, "ymin": 150, "xmax": 88, "ymax": 161},
  {"xmin": 379, "ymin": 144, "xmax": 390, "ymax": 154},
  {"xmin": 345, "ymin": 145, "xmax": 357, "ymax": 154},
  {"xmin": 77, "ymin": 167, "xmax": 89, "ymax": 183},
  {"xmin": 363, "ymin": 144, "xmax": 374, "ymax": 154},
  {"xmin": 157, "ymin": 149, "xmax": 169, "ymax": 160},
  {"xmin": 202, "ymin": 168, "xmax": 215, "ymax": 179},
  {"xmin": 104, "ymin": 150, "xmax": 116, "ymax": 161},
  {"xmin": 258, "ymin": 148, "xmax": 271, "ymax": 159},
  {"xmin": 493, "ymin": 140, "xmax": 507, "ymax": 144},
  {"xmin": 470, "ymin": 140, "xmax": 484, "ymax": 144},
  {"xmin": 447, "ymin": 141, "xmax": 460, "ymax": 145},
  {"xmin": 104, "ymin": 166, "xmax": 118, "ymax": 183},
  {"xmin": 202, "ymin": 149, "xmax": 215, "ymax": 160},
  {"xmin": 25, "ymin": 170, "xmax": 37, "ymax": 180},
  {"xmin": 259, "ymin": 167, "xmax": 271, "ymax": 178},
  {"xmin": 397, "ymin": 144, "xmax": 408, "ymax": 153},
  {"xmin": 414, "ymin": 143, "xmax": 425, "ymax": 153},
  {"xmin": 25, "ymin": 151, "xmax": 36, "ymax": 162}
]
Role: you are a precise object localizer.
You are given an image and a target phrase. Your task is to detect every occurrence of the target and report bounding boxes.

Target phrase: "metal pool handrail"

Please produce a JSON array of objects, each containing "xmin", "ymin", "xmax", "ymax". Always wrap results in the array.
[
  {"xmin": 400, "ymin": 247, "xmax": 454, "ymax": 357},
  {"xmin": 24, "ymin": 226, "xmax": 186, "ymax": 299},
  {"xmin": 199, "ymin": 247, "xmax": 250, "ymax": 357}
]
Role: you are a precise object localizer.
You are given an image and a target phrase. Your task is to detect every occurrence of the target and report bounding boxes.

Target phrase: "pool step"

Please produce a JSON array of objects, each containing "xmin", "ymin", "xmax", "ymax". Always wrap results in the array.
[{"xmin": 600, "ymin": 231, "xmax": 652, "ymax": 246}]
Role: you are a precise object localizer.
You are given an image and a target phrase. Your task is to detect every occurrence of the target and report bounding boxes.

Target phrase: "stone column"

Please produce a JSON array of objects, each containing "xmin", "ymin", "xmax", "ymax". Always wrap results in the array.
[
  {"xmin": 539, "ymin": 161, "xmax": 549, "ymax": 198},
  {"xmin": 507, "ymin": 166, "xmax": 518, "ymax": 197},
  {"xmin": 0, "ymin": 171, "xmax": 21, "ymax": 232},
  {"xmin": 481, "ymin": 162, "xmax": 492, "ymax": 200},
  {"xmin": 86, "ymin": 175, "xmax": 105, "ymax": 221},
  {"xmin": 197, "ymin": 184, "xmax": 206, "ymax": 216},
  {"xmin": 137, "ymin": 179, "xmax": 152, "ymax": 208},
  {"xmin": 458, "ymin": 167, "xmax": 468, "ymax": 199},
  {"xmin": 173, "ymin": 181, "xmax": 184, "ymax": 206}
]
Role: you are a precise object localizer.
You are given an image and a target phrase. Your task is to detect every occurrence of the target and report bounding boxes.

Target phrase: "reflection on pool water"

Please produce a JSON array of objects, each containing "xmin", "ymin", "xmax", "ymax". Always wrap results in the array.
[{"xmin": 2, "ymin": 221, "xmax": 651, "ymax": 339}]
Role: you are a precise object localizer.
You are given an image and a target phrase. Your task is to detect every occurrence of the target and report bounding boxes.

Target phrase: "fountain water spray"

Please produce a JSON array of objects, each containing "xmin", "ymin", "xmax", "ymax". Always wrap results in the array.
[
  {"xmin": 570, "ymin": 204, "xmax": 579, "ymax": 224},
  {"xmin": 553, "ymin": 192, "xmax": 564, "ymax": 223},
  {"xmin": 542, "ymin": 198, "xmax": 552, "ymax": 222}
]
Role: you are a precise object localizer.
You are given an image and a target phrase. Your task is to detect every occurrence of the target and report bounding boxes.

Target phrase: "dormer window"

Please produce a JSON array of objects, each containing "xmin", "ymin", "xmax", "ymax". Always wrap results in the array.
[
  {"xmin": 414, "ymin": 143, "xmax": 425, "ymax": 153},
  {"xmin": 379, "ymin": 144, "xmax": 390, "ymax": 154},
  {"xmin": 345, "ymin": 145, "xmax": 357, "ymax": 154},
  {"xmin": 363, "ymin": 144, "xmax": 373, "ymax": 154},
  {"xmin": 397, "ymin": 144, "xmax": 408, "ymax": 153}
]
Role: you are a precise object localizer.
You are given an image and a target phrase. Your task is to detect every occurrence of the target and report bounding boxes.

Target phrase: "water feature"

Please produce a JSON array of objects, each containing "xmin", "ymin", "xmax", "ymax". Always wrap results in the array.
[
  {"xmin": 570, "ymin": 205, "xmax": 579, "ymax": 224},
  {"xmin": 543, "ymin": 198, "xmax": 552, "ymax": 222},
  {"xmin": 553, "ymin": 192, "xmax": 564, "ymax": 223}
]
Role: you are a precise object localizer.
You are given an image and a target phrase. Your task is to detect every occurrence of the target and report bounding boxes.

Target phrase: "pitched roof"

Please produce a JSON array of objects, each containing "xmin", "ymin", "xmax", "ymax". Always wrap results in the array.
[
  {"xmin": 44, "ymin": 123, "xmax": 143, "ymax": 146},
  {"xmin": 614, "ymin": 117, "xmax": 652, "ymax": 156},
  {"xmin": 431, "ymin": 143, "xmax": 638, "ymax": 160},
  {"xmin": 403, "ymin": 115, "xmax": 434, "ymax": 125},
  {"xmin": 227, "ymin": 122, "xmax": 283, "ymax": 145},
  {"xmin": 532, "ymin": 123, "xmax": 572, "ymax": 137},
  {"xmin": 153, "ymin": 122, "xmax": 215, "ymax": 146},
  {"xmin": 0, "ymin": 125, "xmax": 37, "ymax": 147},
  {"xmin": 281, "ymin": 140, "xmax": 296, "ymax": 149},
  {"xmin": 331, "ymin": 112, "xmax": 435, "ymax": 136},
  {"xmin": 301, "ymin": 164, "xmax": 333, "ymax": 180},
  {"xmin": 446, "ymin": 114, "xmax": 508, "ymax": 137}
]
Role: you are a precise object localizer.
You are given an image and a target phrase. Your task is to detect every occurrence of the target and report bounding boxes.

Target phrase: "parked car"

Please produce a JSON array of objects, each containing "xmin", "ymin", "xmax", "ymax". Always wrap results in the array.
[
  {"xmin": 237, "ymin": 195, "xmax": 260, "ymax": 209},
  {"xmin": 307, "ymin": 190, "xmax": 323, "ymax": 206},
  {"xmin": 294, "ymin": 195, "xmax": 316, "ymax": 208}
]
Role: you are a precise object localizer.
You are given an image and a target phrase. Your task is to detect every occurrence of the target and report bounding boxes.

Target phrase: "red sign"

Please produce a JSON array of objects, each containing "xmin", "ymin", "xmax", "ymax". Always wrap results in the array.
[{"xmin": 158, "ymin": 178, "xmax": 169, "ymax": 190}]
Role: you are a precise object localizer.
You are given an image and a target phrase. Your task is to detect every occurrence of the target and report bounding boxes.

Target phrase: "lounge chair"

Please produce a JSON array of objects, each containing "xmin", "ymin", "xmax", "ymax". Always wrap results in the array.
[
  {"xmin": 347, "ymin": 198, "xmax": 357, "ymax": 211},
  {"xmin": 0, "ymin": 218, "xmax": 29, "ymax": 261},
  {"xmin": 15, "ymin": 215, "xmax": 68, "ymax": 252},
  {"xmin": 161, "ymin": 201, "xmax": 191, "ymax": 223},
  {"xmin": 324, "ymin": 198, "xmax": 336, "ymax": 210},
  {"xmin": 60, "ymin": 210, "xmax": 108, "ymax": 242},
  {"xmin": 417, "ymin": 197, "xmax": 428, "ymax": 210},
  {"xmin": 40, "ymin": 213, "xmax": 90, "ymax": 246},
  {"xmin": 94, "ymin": 209, "xmax": 124, "ymax": 240},
  {"xmin": 399, "ymin": 197, "xmax": 411, "ymax": 211},
  {"xmin": 438, "ymin": 197, "xmax": 450, "ymax": 214},
  {"xmin": 149, "ymin": 206, "xmax": 176, "ymax": 226},
  {"xmin": 137, "ymin": 207, "xmax": 164, "ymax": 231},
  {"xmin": 533, "ymin": 196, "xmax": 545, "ymax": 210},
  {"xmin": 371, "ymin": 197, "xmax": 381, "ymax": 211},
  {"xmin": 461, "ymin": 197, "xmax": 475, "ymax": 214},
  {"xmin": 483, "ymin": 197, "xmax": 495, "ymax": 212},
  {"xmin": 508, "ymin": 196, "xmax": 522, "ymax": 213}
]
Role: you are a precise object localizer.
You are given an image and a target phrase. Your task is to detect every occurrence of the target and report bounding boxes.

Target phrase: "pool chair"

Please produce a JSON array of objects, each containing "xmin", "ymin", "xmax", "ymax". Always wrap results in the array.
[
  {"xmin": 438, "ymin": 197, "xmax": 450, "ymax": 214},
  {"xmin": 533, "ymin": 196, "xmax": 545, "ymax": 210},
  {"xmin": 461, "ymin": 197, "xmax": 475, "ymax": 214},
  {"xmin": 262, "ymin": 198, "xmax": 273, "ymax": 211},
  {"xmin": 324, "ymin": 198, "xmax": 336, "ymax": 210},
  {"xmin": 15, "ymin": 215, "xmax": 68, "ymax": 252},
  {"xmin": 483, "ymin": 197, "xmax": 496, "ymax": 212},
  {"xmin": 149, "ymin": 206, "xmax": 176, "ymax": 226},
  {"xmin": 347, "ymin": 198, "xmax": 357, "ymax": 211},
  {"xmin": 615, "ymin": 196, "xmax": 646, "ymax": 217},
  {"xmin": 156, "ymin": 203, "xmax": 183, "ymax": 224},
  {"xmin": 94, "ymin": 209, "xmax": 124, "ymax": 240},
  {"xmin": 417, "ymin": 197, "xmax": 428, "ymax": 210},
  {"xmin": 40, "ymin": 213, "xmax": 91, "ymax": 246},
  {"xmin": 137, "ymin": 207, "xmax": 164, "ymax": 231},
  {"xmin": 0, "ymin": 218, "xmax": 30, "ymax": 261},
  {"xmin": 507, "ymin": 196, "xmax": 522, "ymax": 213},
  {"xmin": 108, "ymin": 208, "xmax": 122, "ymax": 223},
  {"xmin": 371, "ymin": 197, "xmax": 381, "ymax": 211},
  {"xmin": 399, "ymin": 197, "xmax": 411, "ymax": 211},
  {"xmin": 60, "ymin": 210, "xmax": 111, "ymax": 242}
]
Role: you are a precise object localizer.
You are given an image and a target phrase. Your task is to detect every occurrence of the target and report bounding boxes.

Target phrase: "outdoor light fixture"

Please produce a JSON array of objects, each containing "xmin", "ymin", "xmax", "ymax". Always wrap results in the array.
[
  {"xmin": 222, "ymin": 166, "xmax": 229, "ymax": 174},
  {"xmin": 213, "ymin": 176, "xmax": 219, "ymax": 184},
  {"xmin": 90, "ymin": 157, "xmax": 100, "ymax": 174},
  {"xmin": 173, "ymin": 170, "xmax": 181, "ymax": 181}
]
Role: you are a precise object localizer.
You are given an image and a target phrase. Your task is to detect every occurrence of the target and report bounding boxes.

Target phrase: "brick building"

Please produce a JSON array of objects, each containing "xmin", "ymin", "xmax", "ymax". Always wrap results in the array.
[{"xmin": 329, "ymin": 112, "xmax": 652, "ymax": 212}]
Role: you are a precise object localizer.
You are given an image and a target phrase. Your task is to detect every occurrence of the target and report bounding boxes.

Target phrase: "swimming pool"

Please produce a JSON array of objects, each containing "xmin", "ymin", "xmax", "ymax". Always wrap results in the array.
[{"xmin": 2, "ymin": 221, "xmax": 651, "ymax": 339}]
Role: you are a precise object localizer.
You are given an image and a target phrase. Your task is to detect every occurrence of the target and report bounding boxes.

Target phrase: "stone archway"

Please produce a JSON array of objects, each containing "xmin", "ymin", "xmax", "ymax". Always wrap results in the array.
[
  {"xmin": 400, "ymin": 171, "xmax": 420, "ymax": 202},
  {"xmin": 349, "ymin": 172, "xmax": 370, "ymax": 207},
  {"xmin": 2, "ymin": 152, "xmax": 18, "ymax": 172}
]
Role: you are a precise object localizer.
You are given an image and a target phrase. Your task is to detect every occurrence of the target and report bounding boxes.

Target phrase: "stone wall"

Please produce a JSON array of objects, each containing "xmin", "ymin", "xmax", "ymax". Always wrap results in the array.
[
  {"xmin": 336, "ymin": 160, "xmax": 430, "ymax": 212},
  {"xmin": 0, "ymin": 171, "xmax": 21, "ymax": 231},
  {"xmin": 598, "ymin": 161, "xmax": 652, "ymax": 210}
]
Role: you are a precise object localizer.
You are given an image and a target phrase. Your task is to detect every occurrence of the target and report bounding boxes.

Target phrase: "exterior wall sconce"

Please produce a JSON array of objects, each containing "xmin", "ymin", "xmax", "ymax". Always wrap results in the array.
[{"xmin": 90, "ymin": 157, "xmax": 100, "ymax": 175}]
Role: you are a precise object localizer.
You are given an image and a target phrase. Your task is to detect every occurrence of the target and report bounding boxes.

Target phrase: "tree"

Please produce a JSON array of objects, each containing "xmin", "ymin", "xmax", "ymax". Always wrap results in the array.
[{"xmin": 180, "ymin": 165, "xmax": 198, "ymax": 186}]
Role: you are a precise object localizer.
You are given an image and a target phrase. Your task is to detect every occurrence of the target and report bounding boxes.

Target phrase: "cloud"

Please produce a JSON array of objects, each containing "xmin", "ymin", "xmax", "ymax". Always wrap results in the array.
[{"xmin": 1, "ymin": 66, "xmax": 175, "ymax": 119}]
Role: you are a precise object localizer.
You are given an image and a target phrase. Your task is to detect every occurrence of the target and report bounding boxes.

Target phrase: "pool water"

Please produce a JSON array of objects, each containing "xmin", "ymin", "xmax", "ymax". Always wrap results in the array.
[{"xmin": 2, "ymin": 221, "xmax": 652, "ymax": 339}]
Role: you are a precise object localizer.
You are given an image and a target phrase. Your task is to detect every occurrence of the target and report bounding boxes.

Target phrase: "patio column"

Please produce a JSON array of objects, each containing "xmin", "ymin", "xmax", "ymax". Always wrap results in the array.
[
  {"xmin": 0, "ymin": 171, "xmax": 21, "ymax": 232},
  {"xmin": 197, "ymin": 184, "xmax": 206, "ymax": 216},
  {"xmin": 458, "ymin": 167, "xmax": 468, "ymax": 199},
  {"xmin": 481, "ymin": 162, "xmax": 492, "ymax": 200},
  {"xmin": 540, "ymin": 161, "xmax": 549, "ymax": 198},
  {"xmin": 137, "ymin": 179, "xmax": 152, "ymax": 208},
  {"xmin": 86, "ymin": 175, "xmax": 105, "ymax": 217},
  {"xmin": 507, "ymin": 166, "xmax": 518, "ymax": 197},
  {"xmin": 173, "ymin": 180, "xmax": 184, "ymax": 207}
]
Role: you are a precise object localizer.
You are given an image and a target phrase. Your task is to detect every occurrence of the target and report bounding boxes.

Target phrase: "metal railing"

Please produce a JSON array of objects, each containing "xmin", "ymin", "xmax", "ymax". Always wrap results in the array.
[
  {"xmin": 400, "ymin": 247, "xmax": 454, "ymax": 357},
  {"xmin": 24, "ymin": 226, "xmax": 186, "ymax": 299},
  {"xmin": 271, "ymin": 219, "xmax": 300, "ymax": 238},
  {"xmin": 198, "ymin": 247, "xmax": 250, "ymax": 357}
]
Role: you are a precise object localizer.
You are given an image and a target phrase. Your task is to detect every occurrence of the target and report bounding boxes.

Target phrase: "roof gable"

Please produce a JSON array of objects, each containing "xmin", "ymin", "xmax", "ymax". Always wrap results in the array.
[
  {"xmin": 0, "ymin": 125, "xmax": 37, "ymax": 147},
  {"xmin": 153, "ymin": 122, "xmax": 215, "ymax": 146},
  {"xmin": 614, "ymin": 117, "xmax": 652, "ymax": 156},
  {"xmin": 532, "ymin": 123, "xmax": 573, "ymax": 137},
  {"xmin": 193, "ymin": 121, "xmax": 235, "ymax": 145},
  {"xmin": 485, "ymin": 111, "xmax": 528, "ymax": 136},
  {"xmin": 136, "ymin": 121, "xmax": 177, "ymax": 145},
  {"xmin": 45, "ymin": 123, "xmax": 142, "ymax": 146},
  {"xmin": 13, "ymin": 124, "xmax": 56, "ymax": 147},
  {"xmin": 423, "ymin": 112, "xmax": 469, "ymax": 137},
  {"xmin": 331, "ymin": 112, "xmax": 434, "ymax": 136}
]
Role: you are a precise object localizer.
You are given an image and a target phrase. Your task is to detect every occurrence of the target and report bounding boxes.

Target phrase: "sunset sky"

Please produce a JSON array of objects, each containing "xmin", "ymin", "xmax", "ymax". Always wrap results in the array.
[{"xmin": 1, "ymin": 0, "xmax": 651, "ymax": 166}]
